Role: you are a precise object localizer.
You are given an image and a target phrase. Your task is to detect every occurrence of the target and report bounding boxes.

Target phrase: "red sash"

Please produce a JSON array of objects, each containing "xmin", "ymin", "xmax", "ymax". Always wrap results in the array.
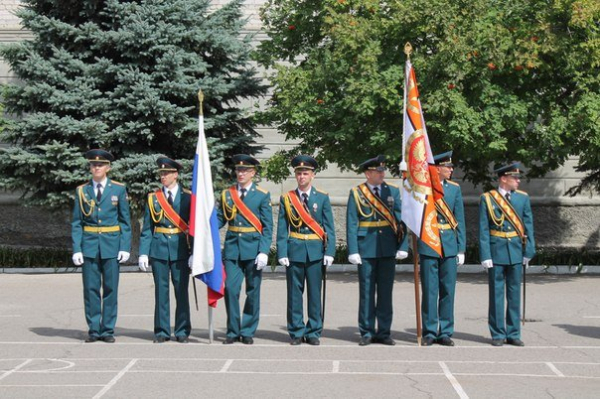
[
  {"xmin": 358, "ymin": 184, "xmax": 398, "ymax": 234},
  {"xmin": 489, "ymin": 190, "xmax": 525, "ymax": 238},
  {"xmin": 227, "ymin": 186, "xmax": 263, "ymax": 234},
  {"xmin": 155, "ymin": 190, "xmax": 189, "ymax": 233},
  {"xmin": 286, "ymin": 191, "xmax": 326, "ymax": 240},
  {"xmin": 435, "ymin": 198, "xmax": 458, "ymax": 230}
]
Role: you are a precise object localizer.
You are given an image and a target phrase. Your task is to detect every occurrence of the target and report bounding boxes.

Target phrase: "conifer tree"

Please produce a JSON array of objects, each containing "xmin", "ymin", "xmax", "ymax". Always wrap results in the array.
[{"xmin": 0, "ymin": 0, "xmax": 265, "ymax": 213}]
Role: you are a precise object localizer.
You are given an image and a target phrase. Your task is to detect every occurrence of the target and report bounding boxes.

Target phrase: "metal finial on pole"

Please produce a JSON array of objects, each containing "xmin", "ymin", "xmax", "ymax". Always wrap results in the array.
[
  {"xmin": 198, "ymin": 89, "xmax": 204, "ymax": 116},
  {"xmin": 404, "ymin": 42, "xmax": 413, "ymax": 60}
]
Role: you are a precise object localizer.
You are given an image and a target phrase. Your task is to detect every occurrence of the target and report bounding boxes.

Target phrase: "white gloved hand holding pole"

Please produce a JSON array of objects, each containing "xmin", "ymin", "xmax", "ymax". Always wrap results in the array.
[
  {"xmin": 255, "ymin": 253, "xmax": 269, "ymax": 270},
  {"xmin": 523, "ymin": 257, "xmax": 531, "ymax": 269},
  {"xmin": 72, "ymin": 252, "xmax": 84, "ymax": 266},
  {"xmin": 348, "ymin": 253, "xmax": 362, "ymax": 265}
]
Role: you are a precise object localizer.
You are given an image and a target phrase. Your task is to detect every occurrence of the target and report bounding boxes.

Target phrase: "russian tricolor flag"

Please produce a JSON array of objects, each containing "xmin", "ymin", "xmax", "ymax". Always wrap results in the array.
[{"xmin": 190, "ymin": 100, "xmax": 225, "ymax": 308}]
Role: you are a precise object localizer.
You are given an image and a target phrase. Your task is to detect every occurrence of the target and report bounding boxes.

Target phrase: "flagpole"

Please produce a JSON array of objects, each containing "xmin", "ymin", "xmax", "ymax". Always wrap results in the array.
[
  {"xmin": 198, "ymin": 89, "xmax": 216, "ymax": 344},
  {"xmin": 412, "ymin": 233, "xmax": 422, "ymax": 346},
  {"xmin": 401, "ymin": 43, "xmax": 422, "ymax": 346}
]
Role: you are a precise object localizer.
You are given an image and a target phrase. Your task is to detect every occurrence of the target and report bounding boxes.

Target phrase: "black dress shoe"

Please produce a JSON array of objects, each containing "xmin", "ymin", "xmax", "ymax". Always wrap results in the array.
[
  {"xmin": 85, "ymin": 336, "xmax": 99, "ymax": 343},
  {"xmin": 507, "ymin": 338, "xmax": 524, "ymax": 347},
  {"xmin": 422, "ymin": 337, "xmax": 435, "ymax": 346},
  {"xmin": 359, "ymin": 336, "xmax": 372, "ymax": 346},
  {"xmin": 491, "ymin": 339, "xmax": 504, "ymax": 347},
  {"xmin": 102, "ymin": 336, "xmax": 115, "ymax": 343},
  {"xmin": 437, "ymin": 337, "xmax": 455, "ymax": 347},
  {"xmin": 305, "ymin": 337, "xmax": 320, "ymax": 346},
  {"xmin": 290, "ymin": 337, "xmax": 302, "ymax": 346},
  {"xmin": 378, "ymin": 337, "xmax": 396, "ymax": 346},
  {"xmin": 176, "ymin": 336, "xmax": 189, "ymax": 343},
  {"xmin": 223, "ymin": 337, "xmax": 238, "ymax": 345},
  {"xmin": 241, "ymin": 337, "xmax": 254, "ymax": 345}
]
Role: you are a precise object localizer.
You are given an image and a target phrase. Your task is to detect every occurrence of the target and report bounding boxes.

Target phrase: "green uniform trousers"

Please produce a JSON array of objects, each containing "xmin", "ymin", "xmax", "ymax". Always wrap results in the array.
[
  {"xmin": 286, "ymin": 259, "xmax": 323, "ymax": 339},
  {"xmin": 420, "ymin": 255, "xmax": 457, "ymax": 339},
  {"xmin": 488, "ymin": 263, "xmax": 522, "ymax": 340},
  {"xmin": 151, "ymin": 258, "xmax": 190, "ymax": 339},
  {"xmin": 224, "ymin": 258, "xmax": 262, "ymax": 339},
  {"xmin": 82, "ymin": 256, "xmax": 119, "ymax": 338},
  {"xmin": 358, "ymin": 257, "xmax": 395, "ymax": 340}
]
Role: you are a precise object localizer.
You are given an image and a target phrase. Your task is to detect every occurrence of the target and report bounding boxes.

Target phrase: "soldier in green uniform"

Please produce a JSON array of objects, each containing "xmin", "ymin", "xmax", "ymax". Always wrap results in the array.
[
  {"xmin": 277, "ymin": 155, "xmax": 336, "ymax": 346},
  {"xmin": 479, "ymin": 162, "xmax": 535, "ymax": 347},
  {"xmin": 217, "ymin": 155, "xmax": 273, "ymax": 345},
  {"xmin": 139, "ymin": 157, "xmax": 192, "ymax": 343},
  {"xmin": 347, "ymin": 155, "xmax": 408, "ymax": 346},
  {"xmin": 418, "ymin": 151, "xmax": 466, "ymax": 346},
  {"xmin": 71, "ymin": 149, "xmax": 132, "ymax": 343}
]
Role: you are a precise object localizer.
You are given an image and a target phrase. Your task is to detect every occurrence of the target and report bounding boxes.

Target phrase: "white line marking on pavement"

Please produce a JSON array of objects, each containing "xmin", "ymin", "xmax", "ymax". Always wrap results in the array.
[
  {"xmin": 0, "ymin": 359, "xmax": 32, "ymax": 382},
  {"xmin": 92, "ymin": 359, "xmax": 137, "ymax": 399},
  {"xmin": 332, "ymin": 360, "xmax": 340, "ymax": 373},
  {"xmin": 219, "ymin": 359, "xmax": 233, "ymax": 373},
  {"xmin": 439, "ymin": 362, "xmax": 469, "ymax": 399},
  {"xmin": 545, "ymin": 362, "xmax": 565, "ymax": 377}
]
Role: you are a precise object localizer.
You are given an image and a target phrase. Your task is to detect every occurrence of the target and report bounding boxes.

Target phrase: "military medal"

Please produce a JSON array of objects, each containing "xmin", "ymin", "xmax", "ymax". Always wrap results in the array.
[
  {"xmin": 313, "ymin": 203, "xmax": 318, "ymax": 212},
  {"xmin": 387, "ymin": 196, "xmax": 394, "ymax": 207},
  {"xmin": 111, "ymin": 195, "xmax": 118, "ymax": 205}
]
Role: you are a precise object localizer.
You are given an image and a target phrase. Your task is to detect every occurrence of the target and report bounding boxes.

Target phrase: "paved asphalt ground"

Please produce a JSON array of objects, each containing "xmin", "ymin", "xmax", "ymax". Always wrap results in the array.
[{"xmin": 1, "ymin": 270, "xmax": 600, "ymax": 398}]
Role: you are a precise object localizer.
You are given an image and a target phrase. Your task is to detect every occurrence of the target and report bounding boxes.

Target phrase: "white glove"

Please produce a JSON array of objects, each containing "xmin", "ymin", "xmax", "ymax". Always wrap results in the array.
[
  {"xmin": 395, "ymin": 250, "xmax": 409, "ymax": 260},
  {"xmin": 457, "ymin": 253, "xmax": 465, "ymax": 266},
  {"xmin": 482, "ymin": 259, "xmax": 494, "ymax": 269},
  {"xmin": 523, "ymin": 257, "xmax": 531, "ymax": 269},
  {"xmin": 117, "ymin": 251, "xmax": 130, "ymax": 263},
  {"xmin": 138, "ymin": 255, "xmax": 149, "ymax": 272},
  {"xmin": 323, "ymin": 255, "xmax": 334, "ymax": 267},
  {"xmin": 278, "ymin": 257, "xmax": 290, "ymax": 267},
  {"xmin": 255, "ymin": 253, "xmax": 269, "ymax": 270},
  {"xmin": 348, "ymin": 253, "xmax": 362, "ymax": 265},
  {"xmin": 72, "ymin": 252, "xmax": 84, "ymax": 266},
  {"xmin": 188, "ymin": 255, "xmax": 193, "ymax": 271}
]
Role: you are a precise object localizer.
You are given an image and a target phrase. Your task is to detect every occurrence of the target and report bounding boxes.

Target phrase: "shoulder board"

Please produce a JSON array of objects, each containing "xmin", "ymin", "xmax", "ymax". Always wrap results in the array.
[
  {"xmin": 182, "ymin": 188, "xmax": 191, "ymax": 194},
  {"xmin": 77, "ymin": 183, "xmax": 87, "ymax": 189},
  {"xmin": 315, "ymin": 188, "xmax": 329, "ymax": 195},
  {"xmin": 515, "ymin": 190, "xmax": 529, "ymax": 196},
  {"xmin": 111, "ymin": 180, "xmax": 125, "ymax": 186},
  {"xmin": 386, "ymin": 182, "xmax": 399, "ymax": 188},
  {"xmin": 446, "ymin": 180, "xmax": 459, "ymax": 186},
  {"xmin": 148, "ymin": 192, "xmax": 156, "ymax": 199},
  {"xmin": 255, "ymin": 186, "xmax": 269, "ymax": 194}
]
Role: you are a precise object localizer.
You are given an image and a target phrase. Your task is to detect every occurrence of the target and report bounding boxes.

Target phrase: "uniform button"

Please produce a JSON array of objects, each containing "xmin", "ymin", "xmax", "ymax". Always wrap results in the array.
[
  {"xmin": 98, "ymin": 208, "xmax": 101, "ymax": 211},
  {"xmin": 168, "ymin": 236, "xmax": 171, "ymax": 239},
  {"xmin": 239, "ymin": 233, "xmax": 242, "ymax": 237},
  {"xmin": 98, "ymin": 220, "xmax": 102, "ymax": 223},
  {"xmin": 378, "ymin": 230, "xmax": 382, "ymax": 234},
  {"xmin": 239, "ymin": 222, "xmax": 242, "ymax": 226}
]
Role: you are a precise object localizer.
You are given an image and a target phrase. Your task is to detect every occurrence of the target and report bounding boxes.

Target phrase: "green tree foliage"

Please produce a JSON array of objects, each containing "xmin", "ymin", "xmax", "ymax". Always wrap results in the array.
[
  {"xmin": 0, "ymin": 0, "xmax": 265, "ymax": 213},
  {"xmin": 257, "ymin": 0, "xmax": 599, "ymax": 188}
]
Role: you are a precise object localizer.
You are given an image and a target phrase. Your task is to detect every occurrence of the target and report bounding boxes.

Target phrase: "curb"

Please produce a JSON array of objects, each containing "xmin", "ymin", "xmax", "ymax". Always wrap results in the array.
[{"xmin": 0, "ymin": 264, "xmax": 596, "ymax": 274}]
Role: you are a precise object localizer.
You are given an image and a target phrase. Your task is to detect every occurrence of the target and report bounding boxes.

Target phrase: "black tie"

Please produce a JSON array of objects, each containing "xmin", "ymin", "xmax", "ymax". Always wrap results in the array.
[
  {"xmin": 240, "ymin": 188, "xmax": 247, "ymax": 201},
  {"xmin": 96, "ymin": 184, "xmax": 103, "ymax": 202},
  {"xmin": 167, "ymin": 191, "xmax": 173, "ymax": 205},
  {"xmin": 302, "ymin": 193, "xmax": 309, "ymax": 209},
  {"xmin": 373, "ymin": 186, "xmax": 380, "ymax": 197},
  {"xmin": 505, "ymin": 192, "xmax": 511, "ymax": 202}
]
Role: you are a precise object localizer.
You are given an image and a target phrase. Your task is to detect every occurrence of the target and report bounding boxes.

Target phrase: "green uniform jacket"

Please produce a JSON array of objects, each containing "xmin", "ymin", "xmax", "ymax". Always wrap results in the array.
[
  {"xmin": 71, "ymin": 179, "xmax": 132, "ymax": 259},
  {"xmin": 277, "ymin": 187, "xmax": 336, "ymax": 263},
  {"xmin": 479, "ymin": 189, "xmax": 536, "ymax": 265},
  {"xmin": 417, "ymin": 180, "xmax": 466, "ymax": 258},
  {"xmin": 217, "ymin": 184, "xmax": 273, "ymax": 261},
  {"xmin": 139, "ymin": 188, "xmax": 192, "ymax": 261},
  {"xmin": 346, "ymin": 182, "xmax": 407, "ymax": 258}
]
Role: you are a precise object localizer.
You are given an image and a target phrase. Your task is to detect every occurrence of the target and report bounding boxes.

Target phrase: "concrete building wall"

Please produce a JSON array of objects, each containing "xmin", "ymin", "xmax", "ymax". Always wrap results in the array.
[{"xmin": 1, "ymin": 0, "xmax": 599, "ymax": 252}]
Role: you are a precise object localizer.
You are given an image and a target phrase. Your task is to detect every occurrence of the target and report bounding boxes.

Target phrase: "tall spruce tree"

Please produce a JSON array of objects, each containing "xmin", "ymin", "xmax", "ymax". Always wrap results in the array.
[{"xmin": 0, "ymin": 0, "xmax": 265, "ymax": 213}]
